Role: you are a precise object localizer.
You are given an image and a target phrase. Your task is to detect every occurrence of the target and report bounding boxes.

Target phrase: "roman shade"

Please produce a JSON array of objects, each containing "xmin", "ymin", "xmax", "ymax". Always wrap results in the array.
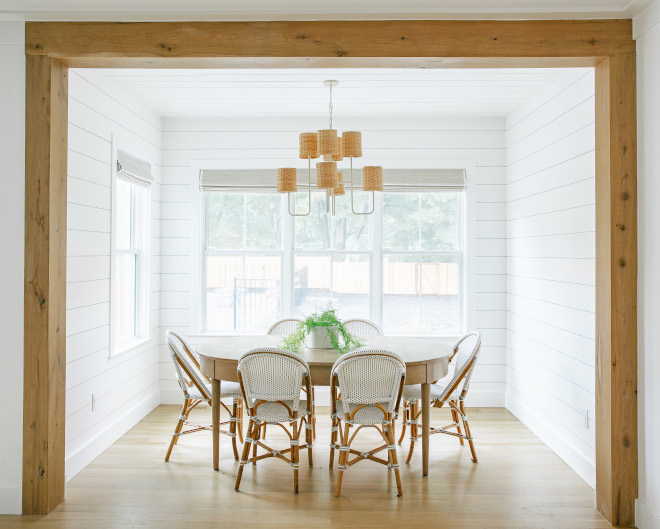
[
  {"xmin": 200, "ymin": 168, "xmax": 466, "ymax": 193},
  {"xmin": 116, "ymin": 150, "xmax": 153, "ymax": 187}
]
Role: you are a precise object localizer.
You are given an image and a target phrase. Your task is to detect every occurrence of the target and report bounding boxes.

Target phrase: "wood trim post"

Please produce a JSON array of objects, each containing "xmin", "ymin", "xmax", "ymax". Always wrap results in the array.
[
  {"xmin": 595, "ymin": 52, "xmax": 638, "ymax": 527},
  {"xmin": 23, "ymin": 55, "xmax": 68, "ymax": 515}
]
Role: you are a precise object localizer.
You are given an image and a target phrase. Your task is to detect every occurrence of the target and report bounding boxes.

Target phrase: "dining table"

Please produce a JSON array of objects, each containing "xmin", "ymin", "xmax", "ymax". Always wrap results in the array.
[{"xmin": 197, "ymin": 335, "xmax": 452, "ymax": 476}]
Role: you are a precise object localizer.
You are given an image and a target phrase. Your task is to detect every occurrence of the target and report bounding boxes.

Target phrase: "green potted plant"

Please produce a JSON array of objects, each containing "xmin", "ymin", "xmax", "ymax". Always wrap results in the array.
[{"xmin": 281, "ymin": 305, "xmax": 362, "ymax": 354}]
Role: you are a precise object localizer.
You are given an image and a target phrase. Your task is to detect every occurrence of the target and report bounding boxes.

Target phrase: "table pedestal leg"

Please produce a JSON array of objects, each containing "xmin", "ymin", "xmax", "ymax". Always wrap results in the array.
[
  {"xmin": 212, "ymin": 379, "xmax": 220, "ymax": 470},
  {"xmin": 421, "ymin": 382, "xmax": 430, "ymax": 476}
]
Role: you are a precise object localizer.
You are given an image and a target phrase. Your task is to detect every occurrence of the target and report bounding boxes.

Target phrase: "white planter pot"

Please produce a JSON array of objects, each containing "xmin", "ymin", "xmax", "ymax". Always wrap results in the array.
[{"xmin": 306, "ymin": 326, "xmax": 336, "ymax": 349}]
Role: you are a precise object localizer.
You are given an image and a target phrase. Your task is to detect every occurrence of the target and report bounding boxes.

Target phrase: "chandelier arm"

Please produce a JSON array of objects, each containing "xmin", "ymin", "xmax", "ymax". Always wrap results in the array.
[{"xmin": 287, "ymin": 157, "xmax": 311, "ymax": 217}]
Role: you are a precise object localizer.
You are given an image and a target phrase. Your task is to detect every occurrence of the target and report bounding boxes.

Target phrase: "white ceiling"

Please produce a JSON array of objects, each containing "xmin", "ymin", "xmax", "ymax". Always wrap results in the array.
[
  {"xmin": 76, "ymin": 68, "xmax": 588, "ymax": 117},
  {"xmin": 0, "ymin": 0, "xmax": 651, "ymax": 20}
]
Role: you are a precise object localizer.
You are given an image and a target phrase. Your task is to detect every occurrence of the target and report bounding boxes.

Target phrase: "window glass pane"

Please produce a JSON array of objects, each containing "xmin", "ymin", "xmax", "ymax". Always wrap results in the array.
[
  {"xmin": 383, "ymin": 193, "xmax": 420, "ymax": 250},
  {"xmin": 294, "ymin": 192, "xmax": 330, "ymax": 250},
  {"xmin": 293, "ymin": 254, "xmax": 331, "ymax": 316},
  {"xmin": 206, "ymin": 254, "xmax": 280, "ymax": 331},
  {"xmin": 331, "ymin": 254, "xmax": 370, "ymax": 320},
  {"xmin": 245, "ymin": 194, "xmax": 281, "ymax": 250},
  {"xmin": 383, "ymin": 254, "xmax": 420, "ymax": 332},
  {"xmin": 206, "ymin": 193, "xmax": 244, "ymax": 250},
  {"xmin": 333, "ymin": 193, "xmax": 369, "ymax": 250},
  {"xmin": 420, "ymin": 255, "xmax": 460, "ymax": 332},
  {"xmin": 115, "ymin": 179, "xmax": 132, "ymax": 250},
  {"xmin": 114, "ymin": 252, "xmax": 137, "ymax": 345},
  {"xmin": 421, "ymin": 193, "xmax": 459, "ymax": 250}
]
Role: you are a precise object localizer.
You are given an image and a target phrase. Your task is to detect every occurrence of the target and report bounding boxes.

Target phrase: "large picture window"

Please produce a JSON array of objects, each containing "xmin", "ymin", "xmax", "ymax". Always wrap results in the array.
[{"xmin": 202, "ymin": 181, "xmax": 464, "ymax": 334}]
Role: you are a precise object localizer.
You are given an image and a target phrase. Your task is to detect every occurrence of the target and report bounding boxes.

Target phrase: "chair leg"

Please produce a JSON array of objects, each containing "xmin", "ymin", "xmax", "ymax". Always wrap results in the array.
[
  {"xmin": 237, "ymin": 400, "xmax": 244, "ymax": 443},
  {"xmin": 451, "ymin": 406, "xmax": 465, "ymax": 446},
  {"xmin": 406, "ymin": 400, "xmax": 418, "ymax": 463},
  {"xmin": 292, "ymin": 419, "xmax": 299, "ymax": 494},
  {"xmin": 235, "ymin": 419, "xmax": 255, "ymax": 491},
  {"xmin": 459, "ymin": 400, "xmax": 478, "ymax": 463},
  {"xmin": 306, "ymin": 417, "xmax": 314, "ymax": 467},
  {"xmin": 329, "ymin": 416, "xmax": 338, "ymax": 469},
  {"xmin": 230, "ymin": 398, "xmax": 239, "ymax": 461},
  {"xmin": 398, "ymin": 403, "xmax": 408, "ymax": 444},
  {"xmin": 312, "ymin": 388, "xmax": 317, "ymax": 440},
  {"xmin": 252, "ymin": 421, "xmax": 261, "ymax": 464},
  {"xmin": 165, "ymin": 399, "xmax": 189, "ymax": 461},
  {"xmin": 387, "ymin": 420, "xmax": 403, "ymax": 497},
  {"xmin": 335, "ymin": 422, "xmax": 350, "ymax": 497}
]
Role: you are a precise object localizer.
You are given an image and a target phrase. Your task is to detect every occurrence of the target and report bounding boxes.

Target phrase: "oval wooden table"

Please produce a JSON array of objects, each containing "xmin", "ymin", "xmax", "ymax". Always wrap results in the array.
[{"xmin": 197, "ymin": 335, "xmax": 452, "ymax": 476}]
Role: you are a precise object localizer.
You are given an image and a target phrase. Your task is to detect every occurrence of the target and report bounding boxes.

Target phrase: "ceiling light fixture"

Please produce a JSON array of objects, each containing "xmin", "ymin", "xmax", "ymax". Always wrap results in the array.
[{"xmin": 277, "ymin": 80, "xmax": 383, "ymax": 216}]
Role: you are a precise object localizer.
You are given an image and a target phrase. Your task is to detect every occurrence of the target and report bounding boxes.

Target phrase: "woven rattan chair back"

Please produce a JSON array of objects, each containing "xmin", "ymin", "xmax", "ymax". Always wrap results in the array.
[
  {"xmin": 166, "ymin": 330, "xmax": 211, "ymax": 401},
  {"xmin": 342, "ymin": 318, "xmax": 383, "ymax": 337},
  {"xmin": 237, "ymin": 348, "xmax": 310, "ymax": 410},
  {"xmin": 439, "ymin": 332, "xmax": 481, "ymax": 401},
  {"xmin": 266, "ymin": 318, "xmax": 303, "ymax": 335},
  {"xmin": 331, "ymin": 349, "xmax": 405, "ymax": 416}
]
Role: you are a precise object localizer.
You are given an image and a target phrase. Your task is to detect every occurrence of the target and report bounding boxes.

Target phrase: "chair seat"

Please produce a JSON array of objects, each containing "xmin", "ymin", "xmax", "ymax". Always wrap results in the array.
[
  {"xmin": 252, "ymin": 400, "xmax": 311, "ymax": 423},
  {"xmin": 334, "ymin": 403, "xmax": 391, "ymax": 425},
  {"xmin": 187, "ymin": 381, "xmax": 243, "ymax": 401},
  {"xmin": 402, "ymin": 383, "xmax": 460, "ymax": 402}
]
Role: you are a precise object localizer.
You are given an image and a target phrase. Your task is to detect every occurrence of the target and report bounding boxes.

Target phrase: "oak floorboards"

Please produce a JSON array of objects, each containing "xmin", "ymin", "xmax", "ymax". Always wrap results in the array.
[{"xmin": 1, "ymin": 406, "xmax": 611, "ymax": 528}]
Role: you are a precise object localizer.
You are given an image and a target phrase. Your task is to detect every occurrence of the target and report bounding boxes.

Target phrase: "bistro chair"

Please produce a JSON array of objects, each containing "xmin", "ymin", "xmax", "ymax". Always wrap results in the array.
[
  {"xmin": 330, "ymin": 350, "xmax": 406, "ymax": 497},
  {"xmin": 164, "ymin": 331, "xmax": 244, "ymax": 461},
  {"xmin": 266, "ymin": 318, "xmax": 316, "ymax": 439},
  {"xmin": 398, "ymin": 332, "xmax": 481, "ymax": 463},
  {"xmin": 235, "ymin": 348, "xmax": 314, "ymax": 494},
  {"xmin": 267, "ymin": 318, "xmax": 304, "ymax": 336},
  {"xmin": 342, "ymin": 318, "xmax": 383, "ymax": 337}
]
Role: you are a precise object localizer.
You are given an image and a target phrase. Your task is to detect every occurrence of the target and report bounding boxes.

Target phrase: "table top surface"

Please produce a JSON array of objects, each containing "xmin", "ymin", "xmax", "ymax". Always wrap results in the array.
[{"xmin": 196, "ymin": 335, "xmax": 454, "ymax": 366}]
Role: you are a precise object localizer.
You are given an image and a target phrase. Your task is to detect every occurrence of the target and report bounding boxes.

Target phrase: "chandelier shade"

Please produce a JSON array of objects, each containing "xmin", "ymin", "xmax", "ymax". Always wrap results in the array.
[
  {"xmin": 317, "ymin": 129, "xmax": 338, "ymax": 156},
  {"xmin": 334, "ymin": 172, "xmax": 345, "ymax": 196},
  {"xmin": 276, "ymin": 167, "xmax": 298, "ymax": 193},
  {"xmin": 316, "ymin": 161, "xmax": 338, "ymax": 189},
  {"xmin": 363, "ymin": 166, "xmax": 384, "ymax": 192},
  {"xmin": 342, "ymin": 131, "xmax": 362, "ymax": 158},
  {"xmin": 299, "ymin": 132, "xmax": 319, "ymax": 159}
]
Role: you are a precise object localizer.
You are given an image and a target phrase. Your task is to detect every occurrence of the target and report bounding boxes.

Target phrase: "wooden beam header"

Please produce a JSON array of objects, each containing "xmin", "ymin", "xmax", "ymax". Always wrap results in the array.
[{"xmin": 26, "ymin": 20, "xmax": 634, "ymax": 62}]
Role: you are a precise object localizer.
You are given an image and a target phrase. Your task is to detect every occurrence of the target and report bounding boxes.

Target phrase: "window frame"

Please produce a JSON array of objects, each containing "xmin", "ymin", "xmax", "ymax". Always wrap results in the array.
[
  {"xmin": 193, "ymin": 160, "xmax": 477, "ymax": 338},
  {"xmin": 109, "ymin": 138, "xmax": 151, "ymax": 357}
]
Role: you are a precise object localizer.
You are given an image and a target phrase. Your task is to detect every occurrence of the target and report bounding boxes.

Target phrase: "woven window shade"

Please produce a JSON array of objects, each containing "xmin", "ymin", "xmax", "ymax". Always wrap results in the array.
[
  {"xmin": 116, "ymin": 150, "xmax": 153, "ymax": 188},
  {"xmin": 200, "ymin": 168, "xmax": 466, "ymax": 193}
]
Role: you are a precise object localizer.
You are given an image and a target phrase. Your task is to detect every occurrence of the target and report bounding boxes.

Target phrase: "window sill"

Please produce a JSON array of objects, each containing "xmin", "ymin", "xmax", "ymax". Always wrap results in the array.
[
  {"xmin": 111, "ymin": 337, "xmax": 150, "ymax": 358},
  {"xmin": 189, "ymin": 331, "xmax": 463, "ymax": 340}
]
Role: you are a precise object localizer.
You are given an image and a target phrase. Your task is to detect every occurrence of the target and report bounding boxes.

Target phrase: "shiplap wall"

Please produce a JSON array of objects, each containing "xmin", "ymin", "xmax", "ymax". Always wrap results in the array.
[
  {"xmin": 504, "ymin": 69, "xmax": 596, "ymax": 487},
  {"xmin": 159, "ymin": 114, "xmax": 507, "ymax": 406},
  {"xmin": 65, "ymin": 70, "xmax": 162, "ymax": 480}
]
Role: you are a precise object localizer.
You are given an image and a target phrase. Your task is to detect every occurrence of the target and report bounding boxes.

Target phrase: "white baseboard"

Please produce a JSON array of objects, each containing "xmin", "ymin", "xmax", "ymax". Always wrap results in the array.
[
  {"xmin": 0, "ymin": 485, "xmax": 21, "ymax": 514},
  {"xmin": 161, "ymin": 386, "xmax": 504, "ymax": 407},
  {"xmin": 65, "ymin": 387, "xmax": 160, "ymax": 482},
  {"xmin": 505, "ymin": 389, "xmax": 596, "ymax": 488},
  {"xmin": 637, "ymin": 499, "xmax": 660, "ymax": 529}
]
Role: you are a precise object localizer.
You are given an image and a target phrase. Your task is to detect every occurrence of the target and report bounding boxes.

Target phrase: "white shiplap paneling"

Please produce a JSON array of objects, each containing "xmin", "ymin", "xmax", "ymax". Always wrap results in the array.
[
  {"xmin": 505, "ymin": 68, "xmax": 596, "ymax": 487},
  {"xmin": 65, "ymin": 69, "xmax": 162, "ymax": 481}
]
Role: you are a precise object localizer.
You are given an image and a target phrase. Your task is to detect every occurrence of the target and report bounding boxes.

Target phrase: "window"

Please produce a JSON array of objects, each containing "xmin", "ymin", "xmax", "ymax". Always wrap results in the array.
[
  {"xmin": 202, "ymin": 186, "xmax": 464, "ymax": 334},
  {"xmin": 111, "ymin": 148, "xmax": 152, "ymax": 354},
  {"xmin": 204, "ymin": 193, "xmax": 282, "ymax": 331}
]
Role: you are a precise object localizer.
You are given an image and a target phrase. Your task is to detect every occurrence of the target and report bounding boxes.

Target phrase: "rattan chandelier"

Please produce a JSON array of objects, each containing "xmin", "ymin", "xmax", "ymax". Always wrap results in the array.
[{"xmin": 276, "ymin": 80, "xmax": 383, "ymax": 216}]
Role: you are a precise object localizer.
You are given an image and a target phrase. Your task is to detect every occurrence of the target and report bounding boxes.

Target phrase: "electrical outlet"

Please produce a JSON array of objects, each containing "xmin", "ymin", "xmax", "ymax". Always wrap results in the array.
[
  {"xmin": 92, "ymin": 393, "xmax": 98, "ymax": 412},
  {"xmin": 582, "ymin": 408, "xmax": 589, "ymax": 429}
]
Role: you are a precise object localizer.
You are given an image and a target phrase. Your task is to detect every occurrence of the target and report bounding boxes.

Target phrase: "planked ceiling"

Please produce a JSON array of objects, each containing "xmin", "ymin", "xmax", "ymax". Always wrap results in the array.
[
  {"xmin": 75, "ymin": 68, "xmax": 591, "ymax": 117},
  {"xmin": 0, "ymin": 0, "xmax": 651, "ymax": 20}
]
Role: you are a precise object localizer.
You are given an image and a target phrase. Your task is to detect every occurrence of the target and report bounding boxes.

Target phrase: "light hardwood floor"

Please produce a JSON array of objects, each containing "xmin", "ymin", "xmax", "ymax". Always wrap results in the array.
[{"xmin": 1, "ymin": 406, "xmax": 612, "ymax": 528}]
